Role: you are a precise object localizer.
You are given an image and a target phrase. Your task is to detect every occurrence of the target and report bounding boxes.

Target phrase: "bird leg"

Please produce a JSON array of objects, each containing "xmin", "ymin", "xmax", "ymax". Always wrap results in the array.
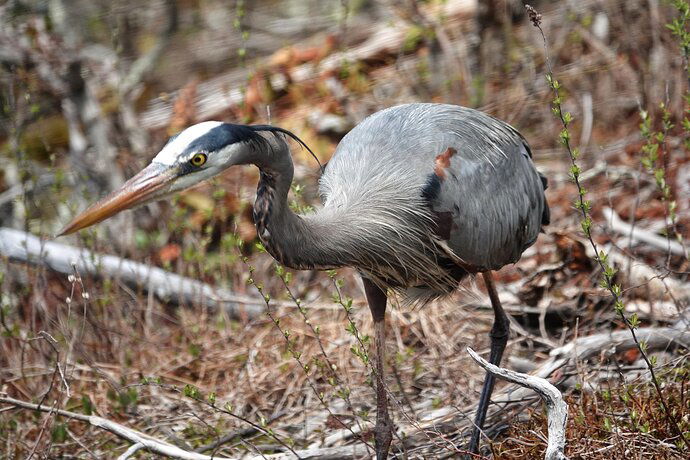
[
  {"xmin": 362, "ymin": 278, "xmax": 393, "ymax": 460},
  {"xmin": 468, "ymin": 271, "xmax": 510, "ymax": 455}
]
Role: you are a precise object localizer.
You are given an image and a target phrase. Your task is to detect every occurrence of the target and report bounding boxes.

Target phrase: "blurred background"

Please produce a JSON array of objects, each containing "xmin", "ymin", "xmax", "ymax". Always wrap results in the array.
[{"xmin": 1, "ymin": 0, "xmax": 688, "ymax": 458}]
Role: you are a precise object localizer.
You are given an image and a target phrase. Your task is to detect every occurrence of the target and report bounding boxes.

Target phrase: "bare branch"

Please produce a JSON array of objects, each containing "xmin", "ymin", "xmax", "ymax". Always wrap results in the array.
[
  {"xmin": 603, "ymin": 207, "xmax": 687, "ymax": 257},
  {"xmin": 139, "ymin": 0, "xmax": 478, "ymax": 129},
  {"xmin": 2, "ymin": 395, "xmax": 372, "ymax": 459},
  {"xmin": 550, "ymin": 327, "xmax": 690, "ymax": 361},
  {"xmin": 116, "ymin": 443, "xmax": 144, "ymax": 460},
  {"xmin": 0, "ymin": 396, "xmax": 228, "ymax": 460},
  {"xmin": 411, "ymin": 327, "xmax": 689, "ymax": 444},
  {"xmin": 0, "ymin": 227, "xmax": 264, "ymax": 318},
  {"xmin": 467, "ymin": 347, "xmax": 568, "ymax": 460},
  {"xmin": 259, "ymin": 444, "xmax": 370, "ymax": 459}
]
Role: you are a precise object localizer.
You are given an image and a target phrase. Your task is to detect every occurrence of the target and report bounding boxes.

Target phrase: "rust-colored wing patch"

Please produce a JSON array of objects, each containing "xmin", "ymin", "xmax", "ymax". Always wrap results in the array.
[{"xmin": 434, "ymin": 147, "xmax": 457, "ymax": 180}]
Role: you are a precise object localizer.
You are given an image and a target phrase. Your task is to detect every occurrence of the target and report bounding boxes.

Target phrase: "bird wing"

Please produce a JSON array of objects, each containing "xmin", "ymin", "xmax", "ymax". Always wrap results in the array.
[
  {"xmin": 320, "ymin": 103, "xmax": 549, "ymax": 274},
  {"xmin": 423, "ymin": 120, "xmax": 548, "ymax": 271}
]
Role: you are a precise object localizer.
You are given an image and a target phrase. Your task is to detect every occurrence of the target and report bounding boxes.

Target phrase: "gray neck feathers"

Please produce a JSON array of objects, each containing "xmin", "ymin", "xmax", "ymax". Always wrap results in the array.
[
  {"xmin": 252, "ymin": 135, "xmax": 458, "ymax": 298},
  {"xmin": 252, "ymin": 134, "xmax": 345, "ymax": 270}
]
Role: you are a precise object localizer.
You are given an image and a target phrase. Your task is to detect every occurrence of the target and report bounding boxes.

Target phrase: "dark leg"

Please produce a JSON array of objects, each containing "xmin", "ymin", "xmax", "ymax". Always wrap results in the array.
[
  {"xmin": 468, "ymin": 271, "xmax": 510, "ymax": 455},
  {"xmin": 362, "ymin": 278, "xmax": 393, "ymax": 459}
]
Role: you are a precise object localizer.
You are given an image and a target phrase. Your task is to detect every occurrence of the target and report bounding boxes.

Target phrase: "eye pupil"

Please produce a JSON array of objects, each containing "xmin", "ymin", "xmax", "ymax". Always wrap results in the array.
[{"xmin": 191, "ymin": 153, "xmax": 207, "ymax": 166}]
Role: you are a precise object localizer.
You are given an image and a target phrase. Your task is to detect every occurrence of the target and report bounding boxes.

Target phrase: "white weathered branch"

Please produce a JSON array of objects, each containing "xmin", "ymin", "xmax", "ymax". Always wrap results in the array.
[
  {"xmin": 1, "ymin": 395, "xmax": 373, "ymax": 459},
  {"xmin": 412, "ymin": 327, "xmax": 689, "ymax": 448},
  {"xmin": 0, "ymin": 396, "xmax": 226, "ymax": 460},
  {"xmin": 467, "ymin": 347, "xmax": 569, "ymax": 460},
  {"xmin": 117, "ymin": 442, "xmax": 145, "ymax": 460},
  {"xmin": 602, "ymin": 207, "xmax": 687, "ymax": 257},
  {"xmin": 549, "ymin": 326, "xmax": 690, "ymax": 361},
  {"xmin": 0, "ymin": 227, "xmax": 264, "ymax": 318},
  {"xmin": 259, "ymin": 444, "xmax": 370, "ymax": 460}
]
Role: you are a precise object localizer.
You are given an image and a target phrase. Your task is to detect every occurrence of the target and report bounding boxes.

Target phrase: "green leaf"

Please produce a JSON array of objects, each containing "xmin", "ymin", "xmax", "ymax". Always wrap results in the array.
[
  {"xmin": 581, "ymin": 216, "xmax": 592, "ymax": 235},
  {"xmin": 615, "ymin": 300, "xmax": 625, "ymax": 313},
  {"xmin": 184, "ymin": 384, "xmax": 200, "ymax": 399},
  {"xmin": 629, "ymin": 313, "xmax": 640, "ymax": 329},
  {"xmin": 52, "ymin": 423, "xmax": 68, "ymax": 443},
  {"xmin": 603, "ymin": 417, "xmax": 612, "ymax": 431}
]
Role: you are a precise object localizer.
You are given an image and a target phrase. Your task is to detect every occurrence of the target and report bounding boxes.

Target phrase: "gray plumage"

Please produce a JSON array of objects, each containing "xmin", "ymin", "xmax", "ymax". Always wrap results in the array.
[
  {"xmin": 59, "ymin": 102, "xmax": 550, "ymax": 458},
  {"xmin": 262, "ymin": 103, "xmax": 549, "ymax": 301}
]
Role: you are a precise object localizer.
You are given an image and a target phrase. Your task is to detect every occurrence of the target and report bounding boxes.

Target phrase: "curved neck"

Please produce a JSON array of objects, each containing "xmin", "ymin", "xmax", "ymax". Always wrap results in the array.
[
  {"xmin": 251, "ymin": 138, "xmax": 348, "ymax": 270},
  {"xmin": 246, "ymin": 133, "xmax": 460, "ymax": 297}
]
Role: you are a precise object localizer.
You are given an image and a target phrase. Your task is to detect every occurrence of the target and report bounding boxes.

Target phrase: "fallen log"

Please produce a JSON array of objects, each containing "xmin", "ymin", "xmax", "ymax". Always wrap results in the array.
[
  {"xmin": 602, "ymin": 207, "xmax": 687, "ymax": 257},
  {"xmin": 0, "ymin": 227, "xmax": 265, "ymax": 318}
]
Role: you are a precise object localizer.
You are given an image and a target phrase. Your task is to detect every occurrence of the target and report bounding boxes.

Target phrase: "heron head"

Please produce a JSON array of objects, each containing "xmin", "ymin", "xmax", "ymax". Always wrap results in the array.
[{"xmin": 57, "ymin": 121, "xmax": 269, "ymax": 236}]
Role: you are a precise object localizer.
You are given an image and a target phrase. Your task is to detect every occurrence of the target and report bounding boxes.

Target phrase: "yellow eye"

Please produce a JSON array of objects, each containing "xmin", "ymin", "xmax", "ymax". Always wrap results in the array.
[{"xmin": 190, "ymin": 153, "xmax": 207, "ymax": 167}]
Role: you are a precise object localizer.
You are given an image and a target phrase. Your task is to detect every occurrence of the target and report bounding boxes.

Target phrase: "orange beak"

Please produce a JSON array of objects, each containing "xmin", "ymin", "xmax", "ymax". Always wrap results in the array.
[{"xmin": 57, "ymin": 163, "xmax": 176, "ymax": 236}]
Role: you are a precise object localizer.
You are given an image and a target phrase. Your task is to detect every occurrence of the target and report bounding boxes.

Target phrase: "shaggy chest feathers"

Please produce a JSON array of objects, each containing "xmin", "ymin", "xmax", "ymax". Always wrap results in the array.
[{"xmin": 252, "ymin": 171, "xmax": 468, "ymax": 303}]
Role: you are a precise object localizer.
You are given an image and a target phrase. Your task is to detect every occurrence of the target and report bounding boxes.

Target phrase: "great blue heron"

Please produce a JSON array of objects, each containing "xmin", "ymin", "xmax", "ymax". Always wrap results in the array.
[{"xmin": 59, "ymin": 103, "xmax": 549, "ymax": 458}]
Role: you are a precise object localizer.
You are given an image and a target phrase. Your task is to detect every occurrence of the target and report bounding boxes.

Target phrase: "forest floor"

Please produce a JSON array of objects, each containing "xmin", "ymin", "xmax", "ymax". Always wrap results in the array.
[{"xmin": 1, "ymin": 0, "xmax": 689, "ymax": 458}]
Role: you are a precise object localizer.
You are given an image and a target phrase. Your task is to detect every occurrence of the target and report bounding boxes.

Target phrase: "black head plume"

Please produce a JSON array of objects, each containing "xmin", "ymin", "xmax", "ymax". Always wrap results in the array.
[{"xmin": 250, "ymin": 124, "xmax": 325, "ymax": 174}]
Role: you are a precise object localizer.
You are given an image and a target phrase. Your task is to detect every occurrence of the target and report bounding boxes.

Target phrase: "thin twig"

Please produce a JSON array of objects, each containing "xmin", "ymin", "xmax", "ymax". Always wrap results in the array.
[
  {"xmin": 525, "ymin": 4, "xmax": 688, "ymax": 449},
  {"xmin": 0, "ymin": 396, "xmax": 225, "ymax": 460},
  {"xmin": 274, "ymin": 265, "xmax": 367, "ymax": 441}
]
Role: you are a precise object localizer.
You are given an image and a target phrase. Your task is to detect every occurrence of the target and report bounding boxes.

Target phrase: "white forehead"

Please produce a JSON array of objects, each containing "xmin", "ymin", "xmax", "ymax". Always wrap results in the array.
[{"xmin": 153, "ymin": 121, "xmax": 224, "ymax": 165}]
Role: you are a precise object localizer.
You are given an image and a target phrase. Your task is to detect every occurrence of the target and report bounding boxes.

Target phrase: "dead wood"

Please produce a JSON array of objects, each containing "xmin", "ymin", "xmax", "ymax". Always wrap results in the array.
[
  {"xmin": 0, "ymin": 396, "xmax": 224, "ymax": 460},
  {"xmin": 139, "ymin": 0, "xmax": 478, "ymax": 129},
  {"xmin": 401, "ymin": 326, "xmax": 689, "ymax": 450},
  {"xmin": 603, "ymin": 207, "xmax": 687, "ymax": 257},
  {"xmin": 0, "ymin": 227, "xmax": 264, "ymax": 318},
  {"xmin": 1, "ymin": 394, "xmax": 375, "ymax": 460},
  {"xmin": 468, "ymin": 347, "xmax": 569, "ymax": 460}
]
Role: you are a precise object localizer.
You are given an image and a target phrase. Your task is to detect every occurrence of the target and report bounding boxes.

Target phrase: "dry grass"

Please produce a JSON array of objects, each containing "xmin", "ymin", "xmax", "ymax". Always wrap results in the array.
[
  {"xmin": 495, "ymin": 358, "xmax": 690, "ymax": 459},
  {"xmin": 1, "ymin": 0, "xmax": 689, "ymax": 458}
]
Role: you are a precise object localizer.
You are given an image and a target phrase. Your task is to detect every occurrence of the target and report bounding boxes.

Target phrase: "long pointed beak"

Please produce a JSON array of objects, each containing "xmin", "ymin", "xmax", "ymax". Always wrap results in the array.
[{"xmin": 57, "ymin": 163, "xmax": 177, "ymax": 236}]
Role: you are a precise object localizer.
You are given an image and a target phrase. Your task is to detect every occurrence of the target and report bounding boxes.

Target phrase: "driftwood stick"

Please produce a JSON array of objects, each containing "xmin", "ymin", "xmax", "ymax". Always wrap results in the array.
[
  {"xmin": 602, "ymin": 207, "xmax": 687, "ymax": 257},
  {"xmin": 0, "ymin": 396, "xmax": 226, "ymax": 460},
  {"xmin": 2, "ymin": 395, "xmax": 370, "ymax": 459},
  {"xmin": 412, "ymin": 327, "xmax": 690, "ymax": 440},
  {"xmin": 258, "ymin": 444, "xmax": 370, "ymax": 460},
  {"xmin": 549, "ymin": 327, "xmax": 690, "ymax": 361},
  {"xmin": 0, "ymin": 227, "xmax": 264, "ymax": 318},
  {"xmin": 467, "ymin": 348, "xmax": 569, "ymax": 460},
  {"xmin": 117, "ymin": 443, "xmax": 145, "ymax": 460}
]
